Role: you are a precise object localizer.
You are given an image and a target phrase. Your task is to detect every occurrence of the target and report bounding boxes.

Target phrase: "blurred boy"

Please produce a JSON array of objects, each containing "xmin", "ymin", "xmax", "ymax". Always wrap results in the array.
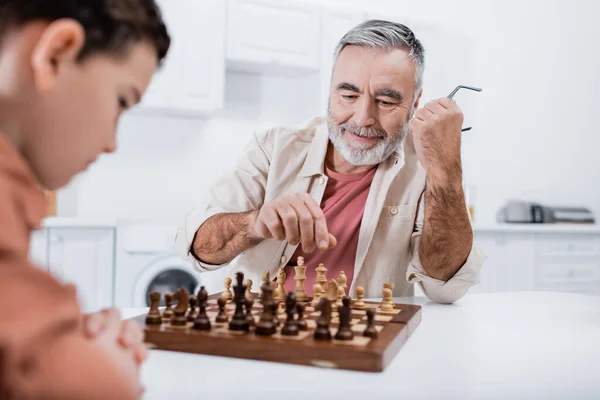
[{"xmin": 0, "ymin": 0, "xmax": 170, "ymax": 398}]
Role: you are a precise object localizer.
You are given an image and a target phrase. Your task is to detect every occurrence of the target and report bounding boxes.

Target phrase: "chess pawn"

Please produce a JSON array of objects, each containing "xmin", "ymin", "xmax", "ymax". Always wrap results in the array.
[
  {"xmin": 313, "ymin": 297, "xmax": 332, "ymax": 341},
  {"xmin": 353, "ymin": 286, "xmax": 367, "ymax": 310},
  {"xmin": 187, "ymin": 295, "xmax": 199, "ymax": 322},
  {"xmin": 296, "ymin": 303, "xmax": 307, "ymax": 331},
  {"xmin": 311, "ymin": 284, "xmax": 322, "ymax": 308},
  {"xmin": 363, "ymin": 308, "xmax": 378, "ymax": 339},
  {"xmin": 162, "ymin": 292, "xmax": 174, "ymax": 320},
  {"xmin": 193, "ymin": 286, "xmax": 211, "ymax": 331},
  {"xmin": 215, "ymin": 297, "xmax": 228, "ymax": 323},
  {"xmin": 245, "ymin": 296, "xmax": 255, "ymax": 328},
  {"xmin": 222, "ymin": 277, "xmax": 233, "ymax": 302},
  {"xmin": 336, "ymin": 286, "xmax": 344, "ymax": 308},
  {"xmin": 259, "ymin": 270, "xmax": 270, "ymax": 300},
  {"xmin": 383, "ymin": 282, "xmax": 395, "ymax": 306},
  {"xmin": 281, "ymin": 292, "xmax": 299, "ymax": 336},
  {"xmin": 380, "ymin": 287, "xmax": 394, "ymax": 312},
  {"xmin": 334, "ymin": 296, "xmax": 354, "ymax": 341},
  {"xmin": 145, "ymin": 292, "xmax": 162, "ymax": 325},
  {"xmin": 245, "ymin": 279, "xmax": 253, "ymax": 301},
  {"xmin": 255, "ymin": 281, "xmax": 276, "ymax": 336}
]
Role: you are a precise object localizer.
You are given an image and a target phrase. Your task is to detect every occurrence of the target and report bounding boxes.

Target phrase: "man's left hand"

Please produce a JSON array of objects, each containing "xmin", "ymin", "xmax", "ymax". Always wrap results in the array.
[
  {"xmin": 409, "ymin": 98, "xmax": 464, "ymax": 185},
  {"xmin": 83, "ymin": 308, "xmax": 147, "ymax": 365}
]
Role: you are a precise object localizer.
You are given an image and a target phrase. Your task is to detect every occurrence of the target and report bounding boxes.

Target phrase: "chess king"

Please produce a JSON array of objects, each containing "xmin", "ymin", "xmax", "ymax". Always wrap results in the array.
[
  {"xmin": 177, "ymin": 20, "xmax": 485, "ymax": 304},
  {"xmin": 0, "ymin": 0, "xmax": 170, "ymax": 398}
]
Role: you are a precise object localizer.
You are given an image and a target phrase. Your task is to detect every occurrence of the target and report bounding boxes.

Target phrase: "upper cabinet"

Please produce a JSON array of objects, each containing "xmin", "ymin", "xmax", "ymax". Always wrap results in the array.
[
  {"xmin": 138, "ymin": 0, "xmax": 227, "ymax": 116},
  {"xmin": 319, "ymin": 9, "xmax": 366, "ymax": 114},
  {"xmin": 226, "ymin": 0, "xmax": 321, "ymax": 72}
]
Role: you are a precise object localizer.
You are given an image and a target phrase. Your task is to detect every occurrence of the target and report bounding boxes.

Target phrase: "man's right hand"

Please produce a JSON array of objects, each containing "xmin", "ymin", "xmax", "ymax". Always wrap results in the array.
[{"xmin": 252, "ymin": 193, "xmax": 337, "ymax": 253}]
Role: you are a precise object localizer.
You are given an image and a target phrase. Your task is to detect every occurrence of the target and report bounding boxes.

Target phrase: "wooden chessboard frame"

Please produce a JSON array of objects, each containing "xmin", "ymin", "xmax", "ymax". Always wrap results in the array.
[{"xmin": 133, "ymin": 293, "xmax": 421, "ymax": 373}]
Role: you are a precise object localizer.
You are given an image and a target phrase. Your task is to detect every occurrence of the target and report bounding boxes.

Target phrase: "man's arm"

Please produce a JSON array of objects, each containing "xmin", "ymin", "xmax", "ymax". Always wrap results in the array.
[
  {"xmin": 419, "ymin": 175, "xmax": 473, "ymax": 281},
  {"xmin": 191, "ymin": 211, "xmax": 262, "ymax": 265}
]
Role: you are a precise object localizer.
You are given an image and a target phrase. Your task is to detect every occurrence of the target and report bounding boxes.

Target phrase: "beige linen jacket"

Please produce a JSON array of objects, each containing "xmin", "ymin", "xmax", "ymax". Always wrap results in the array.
[{"xmin": 176, "ymin": 117, "xmax": 485, "ymax": 303}]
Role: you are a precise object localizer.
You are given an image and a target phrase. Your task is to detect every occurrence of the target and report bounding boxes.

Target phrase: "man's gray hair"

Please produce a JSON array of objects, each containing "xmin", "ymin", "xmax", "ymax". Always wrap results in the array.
[{"xmin": 333, "ymin": 19, "xmax": 425, "ymax": 94}]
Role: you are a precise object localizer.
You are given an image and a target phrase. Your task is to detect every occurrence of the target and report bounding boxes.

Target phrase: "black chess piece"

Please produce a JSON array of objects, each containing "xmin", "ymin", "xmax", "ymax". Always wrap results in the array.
[
  {"xmin": 314, "ymin": 297, "xmax": 332, "ymax": 341},
  {"xmin": 162, "ymin": 292, "xmax": 174, "ymax": 320},
  {"xmin": 255, "ymin": 281, "xmax": 276, "ymax": 336},
  {"xmin": 187, "ymin": 295, "xmax": 199, "ymax": 322},
  {"xmin": 245, "ymin": 295, "xmax": 255, "ymax": 328},
  {"xmin": 335, "ymin": 296, "xmax": 354, "ymax": 341},
  {"xmin": 296, "ymin": 303, "xmax": 307, "ymax": 331},
  {"xmin": 363, "ymin": 308, "xmax": 378, "ymax": 339},
  {"xmin": 193, "ymin": 286, "xmax": 211, "ymax": 331},
  {"xmin": 215, "ymin": 297, "xmax": 228, "ymax": 323},
  {"xmin": 229, "ymin": 272, "xmax": 249, "ymax": 332},
  {"xmin": 281, "ymin": 292, "xmax": 299, "ymax": 336}
]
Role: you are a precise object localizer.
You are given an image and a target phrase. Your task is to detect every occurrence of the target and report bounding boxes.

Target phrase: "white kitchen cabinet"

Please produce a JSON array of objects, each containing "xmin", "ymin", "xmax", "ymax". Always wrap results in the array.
[
  {"xmin": 139, "ymin": 0, "xmax": 226, "ymax": 115},
  {"xmin": 29, "ymin": 228, "xmax": 49, "ymax": 271},
  {"xmin": 48, "ymin": 228, "xmax": 116, "ymax": 312},
  {"xmin": 319, "ymin": 8, "xmax": 366, "ymax": 114},
  {"xmin": 226, "ymin": 0, "xmax": 321, "ymax": 72}
]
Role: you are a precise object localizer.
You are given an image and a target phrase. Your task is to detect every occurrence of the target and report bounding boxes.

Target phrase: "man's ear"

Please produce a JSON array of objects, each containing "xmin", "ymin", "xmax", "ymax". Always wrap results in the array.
[
  {"xmin": 412, "ymin": 89, "xmax": 423, "ymax": 115},
  {"xmin": 30, "ymin": 19, "xmax": 85, "ymax": 92}
]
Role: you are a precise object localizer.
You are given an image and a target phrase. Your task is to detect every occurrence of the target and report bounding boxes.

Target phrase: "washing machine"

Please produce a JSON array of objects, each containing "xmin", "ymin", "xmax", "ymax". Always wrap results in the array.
[{"xmin": 115, "ymin": 223, "xmax": 207, "ymax": 308}]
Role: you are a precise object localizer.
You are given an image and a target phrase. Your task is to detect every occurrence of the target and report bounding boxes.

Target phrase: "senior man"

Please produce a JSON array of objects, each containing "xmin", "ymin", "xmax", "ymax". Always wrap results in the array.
[{"xmin": 176, "ymin": 19, "xmax": 485, "ymax": 303}]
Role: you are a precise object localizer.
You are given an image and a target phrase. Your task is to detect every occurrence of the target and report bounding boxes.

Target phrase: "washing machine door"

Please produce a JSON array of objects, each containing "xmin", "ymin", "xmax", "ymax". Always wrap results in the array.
[{"xmin": 133, "ymin": 256, "xmax": 201, "ymax": 307}]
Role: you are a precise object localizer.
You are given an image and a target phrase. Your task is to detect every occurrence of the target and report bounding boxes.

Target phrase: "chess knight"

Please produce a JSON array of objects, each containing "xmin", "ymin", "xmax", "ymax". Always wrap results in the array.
[{"xmin": 176, "ymin": 20, "xmax": 485, "ymax": 304}]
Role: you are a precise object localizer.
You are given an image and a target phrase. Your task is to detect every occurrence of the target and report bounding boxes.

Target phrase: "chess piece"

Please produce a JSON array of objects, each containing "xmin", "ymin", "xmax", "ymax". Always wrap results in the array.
[
  {"xmin": 145, "ymin": 292, "xmax": 162, "ymax": 325},
  {"xmin": 314, "ymin": 297, "xmax": 332, "ymax": 341},
  {"xmin": 311, "ymin": 284, "xmax": 322, "ymax": 308},
  {"xmin": 273, "ymin": 267, "xmax": 287, "ymax": 301},
  {"xmin": 245, "ymin": 296, "xmax": 255, "ymax": 328},
  {"xmin": 335, "ymin": 296, "xmax": 354, "ymax": 341},
  {"xmin": 353, "ymin": 286, "xmax": 367, "ymax": 310},
  {"xmin": 260, "ymin": 270, "xmax": 270, "ymax": 300},
  {"xmin": 215, "ymin": 296, "xmax": 228, "ymax": 323},
  {"xmin": 193, "ymin": 286, "xmax": 211, "ymax": 330},
  {"xmin": 187, "ymin": 295, "xmax": 199, "ymax": 322},
  {"xmin": 162, "ymin": 292, "xmax": 174, "ymax": 320},
  {"xmin": 296, "ymin": 303, "xmax": 307, "ymax": 331},
  {"xmin": 222, "ymin": 277, "xmax": 233, "ymax": 302},
  {"xmin": 171, "ymin": 288, "xmax": 190, "ymax": 326},
  {"xmin": 363, "ymin": 308, "xmax": 378, "ymax": 339},
  {"xmin": 315, "ymin": 263, "xmax": 328, "ymax": 291},
  {"xmin": 245, "ymin": 279, "xmax": 253, "ymax": 301},
  {"xmin": 281, "ymin": 292, "xmax": 299, "ymax": 336},
  {"xmin": 337, "ymin": 271, "xmax": 347, "ymax": 296},
  {"xmin": 255, "ymin": 281, "xmax": 276, "ymax": 336},
  {"xmin": 336, "ymin": 286, "xmax": 344, "ymax": 308},
  {"xmin": 229, "ymin": 272, "xmax": 249, "ymax": 332},
  {"xmin": 384, "ymin": 282, "xmax": 395, "ymax": 306},
  {"xmin": 380, "ymin": 283, "xmax": 394, "ymax": 312},
  {"xmin": 325, "ymin": 279, "xmax": 339, "ymax": 311},
  {"xmin": 293, "ymin": 257, "xmax": 308, "ymax": 301}
]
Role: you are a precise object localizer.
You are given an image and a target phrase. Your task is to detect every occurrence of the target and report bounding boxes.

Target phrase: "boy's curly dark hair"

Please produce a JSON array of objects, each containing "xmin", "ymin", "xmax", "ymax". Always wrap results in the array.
[{"xmin": 0, "ymin": 0, "xmax": 170, "ymax": 63}]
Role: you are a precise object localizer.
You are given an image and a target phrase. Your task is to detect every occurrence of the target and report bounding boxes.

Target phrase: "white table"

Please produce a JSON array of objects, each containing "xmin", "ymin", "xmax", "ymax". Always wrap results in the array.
[{"xmin": 122, "ymin": 292, "xmax": 600, "ymax": 400}]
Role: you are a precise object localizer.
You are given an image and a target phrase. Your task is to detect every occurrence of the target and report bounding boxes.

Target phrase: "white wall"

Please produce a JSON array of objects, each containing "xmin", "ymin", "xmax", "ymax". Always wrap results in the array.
[{"xmin": 62, "ymin": 0, "xmax": 600, "ymax": 226}]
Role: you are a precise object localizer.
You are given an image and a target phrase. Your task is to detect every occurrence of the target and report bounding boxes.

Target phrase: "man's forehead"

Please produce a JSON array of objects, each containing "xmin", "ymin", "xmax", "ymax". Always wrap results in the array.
[{"xmin": 333, "ymin": 45, "xmax": 416, "ymax": 91}]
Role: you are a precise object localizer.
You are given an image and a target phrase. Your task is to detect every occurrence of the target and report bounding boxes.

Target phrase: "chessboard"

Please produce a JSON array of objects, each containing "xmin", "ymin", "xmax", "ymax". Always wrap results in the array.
[{"xmin": 132, "ymin": 270, "xmax": 421, "ymax": 373}]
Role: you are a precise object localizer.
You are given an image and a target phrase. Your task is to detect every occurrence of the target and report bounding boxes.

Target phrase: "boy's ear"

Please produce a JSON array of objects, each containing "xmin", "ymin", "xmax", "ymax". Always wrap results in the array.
[{"xmin": 30, "ymin": 19, "xmax": 85, "ymax": 92}]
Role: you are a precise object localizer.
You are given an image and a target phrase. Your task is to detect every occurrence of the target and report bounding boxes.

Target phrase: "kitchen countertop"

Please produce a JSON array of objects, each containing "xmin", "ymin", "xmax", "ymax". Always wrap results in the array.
[{"xmin": 122, "ymin": 291, "xmax": 600, "ymax": 400}]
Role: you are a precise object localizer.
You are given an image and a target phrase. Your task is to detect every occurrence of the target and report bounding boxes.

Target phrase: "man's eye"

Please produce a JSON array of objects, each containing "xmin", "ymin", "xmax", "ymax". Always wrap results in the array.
[
  {"xmin": 342, "ymin": 95, "xmax": 358, "ymax": 100},
  {"xmin": 378, "ymin": 100, "xmax": 394, "ymax": 107},
  {"xmin": 118, "ymin": 97, "xmax": 129, "ymax": 109}
]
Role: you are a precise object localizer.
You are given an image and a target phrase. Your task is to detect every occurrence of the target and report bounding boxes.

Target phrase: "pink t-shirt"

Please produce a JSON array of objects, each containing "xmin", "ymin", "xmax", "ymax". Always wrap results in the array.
[{"xmin": 284, "ymin": 165, "xmax": 377, "ymax": 294}]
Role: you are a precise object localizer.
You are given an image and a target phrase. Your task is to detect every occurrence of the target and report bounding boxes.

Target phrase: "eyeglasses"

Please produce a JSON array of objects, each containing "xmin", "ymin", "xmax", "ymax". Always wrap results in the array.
[{"xmin": 447, "ymin": 85, "xmax": 482, "ymax": 132}]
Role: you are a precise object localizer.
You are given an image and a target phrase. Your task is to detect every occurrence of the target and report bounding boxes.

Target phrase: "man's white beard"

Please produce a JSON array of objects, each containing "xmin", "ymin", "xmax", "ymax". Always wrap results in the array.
[{"xmin": 327, "ymin": 114, "xmax": 409, "ymax": 167}]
